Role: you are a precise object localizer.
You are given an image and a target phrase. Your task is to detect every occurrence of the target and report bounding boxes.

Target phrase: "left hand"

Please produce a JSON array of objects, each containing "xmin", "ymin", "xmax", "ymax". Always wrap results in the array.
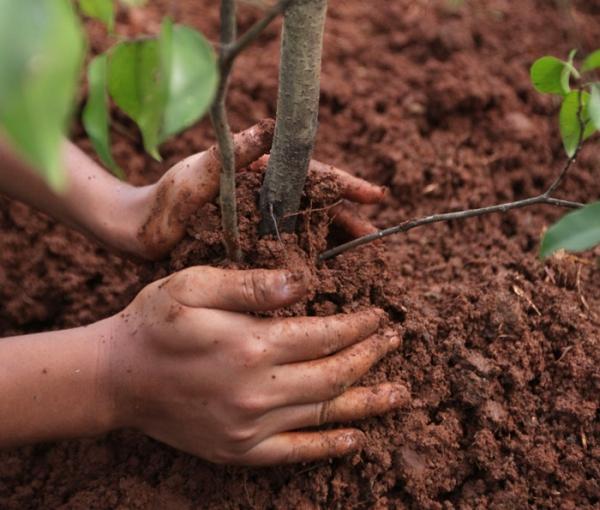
[{"xmin": 128, "ymin": 120, "xmax": 386, "ymax": 260}]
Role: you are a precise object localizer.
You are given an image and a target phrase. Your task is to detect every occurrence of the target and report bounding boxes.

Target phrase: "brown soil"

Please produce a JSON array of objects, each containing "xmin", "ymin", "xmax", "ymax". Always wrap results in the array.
[{"xmin": 1, "ymin": 0, "xmax": 600, "ymax": 508}]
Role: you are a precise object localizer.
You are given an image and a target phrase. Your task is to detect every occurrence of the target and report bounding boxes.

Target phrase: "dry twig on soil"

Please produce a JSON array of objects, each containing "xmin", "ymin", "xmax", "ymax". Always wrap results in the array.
[{"xmin": 320, "ymin": 91, "xmax": 587, "ymax": 261}]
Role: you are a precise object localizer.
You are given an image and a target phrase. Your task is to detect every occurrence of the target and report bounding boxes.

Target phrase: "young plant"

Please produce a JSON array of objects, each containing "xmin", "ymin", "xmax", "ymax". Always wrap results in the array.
[
  {"xmin": 258, "ymin": 0, "xmax": 328, "ymax": 235},
  {"xmin": 531, "ymin": 49, "xmax": 600, "ymax": 257},
  {"xmin": 0, "ymin": 0, "xmax": 302, "ymax": 262}
]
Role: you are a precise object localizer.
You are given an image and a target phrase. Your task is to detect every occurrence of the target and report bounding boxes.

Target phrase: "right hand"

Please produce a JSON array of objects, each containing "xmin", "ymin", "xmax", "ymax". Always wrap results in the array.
[{"xmin": 105, "ymin": 267, "xmax": 408, "ymax": 465}]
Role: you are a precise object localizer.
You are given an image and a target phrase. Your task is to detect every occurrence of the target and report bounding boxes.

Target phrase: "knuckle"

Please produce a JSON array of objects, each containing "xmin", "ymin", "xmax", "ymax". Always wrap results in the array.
[
  {"xmin": 241, "ymin": 271, "xmax": 269, "ymax": 306},
  {"xmin": 316, "ymin": 400, "xmax": 333, "ymax": 426},
  {"xmin": 323, "ymin": 371, "xmax": 346, "ymax": 398},
  {"xmin": 232, "ymin": 393, "xmax": 268, "ymax": 416},
  {"xmin": 238, "ymin": 342, "xmax": 264, "ymax": 368},
  {"xmin": 222, "ymin": 424, "xmax": 257, "ymax": 444}
]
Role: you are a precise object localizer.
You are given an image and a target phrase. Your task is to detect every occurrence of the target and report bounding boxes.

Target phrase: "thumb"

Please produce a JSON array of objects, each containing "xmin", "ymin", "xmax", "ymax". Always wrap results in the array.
[{"xmin": 167, "ymin": 266, "xmax": 308, "ymax": 312}]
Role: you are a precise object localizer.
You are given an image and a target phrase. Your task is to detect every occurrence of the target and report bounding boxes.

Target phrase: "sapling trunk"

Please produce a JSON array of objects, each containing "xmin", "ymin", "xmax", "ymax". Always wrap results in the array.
[
  {"xmin": 210, "ymin": 0, "xmax": 242, "ymax": 262},
  {"xmin": 258, "ymin": 0, "xmax": 328, "ymax": 234}
]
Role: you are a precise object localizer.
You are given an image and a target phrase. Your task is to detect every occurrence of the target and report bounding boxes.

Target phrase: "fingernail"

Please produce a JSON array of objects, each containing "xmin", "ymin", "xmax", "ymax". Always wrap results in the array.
[
  {"xmin": 342, "ymin": 430, "xmax": 365, "ymax": 450},
  {"xmin": 388, "ymin": 383, "xmax": 410, "ymax": 407},
  {"xmin": 382, "ymin": 328, "xmax": 401, "ymax": 350},
  {"xmin": 372, "ymin": 308, "xmax": 388, "ymax": 325},
  {"xmin": 283, "ymin": 270, "xmax": 306, "ymax": 295}
]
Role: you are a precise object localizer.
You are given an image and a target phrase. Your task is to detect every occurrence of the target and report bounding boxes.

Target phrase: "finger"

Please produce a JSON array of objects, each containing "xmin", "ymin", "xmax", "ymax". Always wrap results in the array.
[
  {"xmin": 234, "ymin": 429, "xmax": 365, "ymax": 466},
  {"xmin": 274, "ymin": 331, "xmax": 401, "ymax": 405},
  {"xmin": 265, "ymin": 309, "xmax": 384, "ymax": 364},
  {"xmin": 232, "ymin": 118, "xmax": 275, "ymax": 169},
  {"xmin": 330, "ymin": 202, "xmax": 379, "ymax": 238},
  {"xmin": 166, "ymin": 266, "xmax": 307, "ymax": 312},
  {"xmin": 205, "ymin": 119, "xmax": 275, "ymax": 172},
  {"xmin": 309, "ymin": 160, "xmax": 386, "ymax": 204},
  {"xmin": 266, "ymin": 383, "xmax": 410, "ymax": 433},
  {"xmin": 137, "ymin": 121, "xmax": 275, "ymax": 260},
  {"xmin": 246, "ymin": 155, "xmax": 387, "ymax": 205},
  {"xmin": 169, "ymin": 119, "xmax": 276, "ymax": 208}
]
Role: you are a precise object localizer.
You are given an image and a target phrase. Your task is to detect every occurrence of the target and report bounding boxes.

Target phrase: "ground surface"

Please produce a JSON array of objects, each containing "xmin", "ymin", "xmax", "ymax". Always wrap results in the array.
[{"xmin": 1, "ymin": 0, "xmax": 600, "ymax": 508}]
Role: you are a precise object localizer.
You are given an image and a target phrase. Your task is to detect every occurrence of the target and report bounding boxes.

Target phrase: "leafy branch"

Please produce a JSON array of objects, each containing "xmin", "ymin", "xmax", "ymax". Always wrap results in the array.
[{"xmin": 321, "ymin": 50, "xmax": 600, "ymax": 261}]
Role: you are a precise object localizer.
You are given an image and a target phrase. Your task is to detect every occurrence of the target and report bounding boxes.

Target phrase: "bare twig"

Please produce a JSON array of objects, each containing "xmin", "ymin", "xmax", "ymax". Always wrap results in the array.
[
  {"xmin": 210, "ymin": 0, "xmax": 241, "ymax": 261},
  {"xmin": 269, "ymin": 202, "xmax": 282, "ymax": 243},
  {"xmin": 319, "ymin": 90, "xmax": 589, "ymax": 262},
  {"xmin": 320, "ymin": 161, "xmax": 583, "ymax": 261},
  {"xmin": 319, "ymin": 195, "xmax": 582, "ymax": 260},
  {"xmin": 223, "ymin": 0, "xmax": 294, "ymax": 65}
]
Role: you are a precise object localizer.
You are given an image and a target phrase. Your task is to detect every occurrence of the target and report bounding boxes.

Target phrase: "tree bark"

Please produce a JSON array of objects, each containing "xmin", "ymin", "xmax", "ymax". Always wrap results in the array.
[{"xmin": 258, "ymin": 0, "xmax": 328, "ymax": 234}]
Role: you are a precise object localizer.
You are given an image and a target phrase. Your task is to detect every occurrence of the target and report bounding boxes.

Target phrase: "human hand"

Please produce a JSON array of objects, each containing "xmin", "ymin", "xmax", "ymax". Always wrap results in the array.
[
  {"xmin": 128, "ymin": 120, "xmax": 386, "ymax": 260},
  {"xmin": 105, "ymin": 267, "xmax": 407, "ymax": 465}
]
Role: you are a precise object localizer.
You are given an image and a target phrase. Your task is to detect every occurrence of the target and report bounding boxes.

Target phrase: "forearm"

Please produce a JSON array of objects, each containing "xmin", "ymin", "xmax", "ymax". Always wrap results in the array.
[
  {"xmin": 0, "ymin": 318, "xmax": 117, "ymax": 448},
  {"xmin": 0, "ymin": 137, "xmax": 151, "ymax": 254}
]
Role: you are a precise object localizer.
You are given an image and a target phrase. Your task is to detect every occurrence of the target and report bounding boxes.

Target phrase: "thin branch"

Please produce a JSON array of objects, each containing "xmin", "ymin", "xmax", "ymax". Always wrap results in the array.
[
  {"xmin": 209, "ymin": 0, "xmax": 295, "ymax": 261},
  {"xmin": 319, "ymin": 195, "xmax": 582, "ymax": 260},
  {"xmin": 320, "ymin": 89, "xmax": 591, "ymax": 262},
  {"xmin": 320, "ymin": 134, "xmax": 586, "ymax": 261},
  {"xmin": 224, "ymin": 0, "xmax": 295, "ymax": 66},
  {"xmin": 283, "ymin": 199, "xmax": 343, "ymax": 218},
  {"xmin": 210, "ymin": 0, "xmax": 242, "ymax": 261}
]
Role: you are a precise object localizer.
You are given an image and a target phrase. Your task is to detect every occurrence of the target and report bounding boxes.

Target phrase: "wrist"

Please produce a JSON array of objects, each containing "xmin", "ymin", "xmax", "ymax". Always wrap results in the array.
[
  {"xmin": 0, "ymin": 318, "xmax": 121, "ymax": 447},
  {"xmin": 99, "ymin": 309, "xmax": 148, "ymax": 432},
  {"xmin": 59, "ymin": 142, "xmax": 156, "ymax": 258},
  {"xmin": 91, "ymin": 181, "xmax": 155, "ymax": 258}
]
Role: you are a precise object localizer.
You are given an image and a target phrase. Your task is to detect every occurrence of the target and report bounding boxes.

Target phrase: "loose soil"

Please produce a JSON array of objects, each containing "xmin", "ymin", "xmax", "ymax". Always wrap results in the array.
[{"xmin": 1, "ymin": 0, "xmax": 600, "ymax": 508}]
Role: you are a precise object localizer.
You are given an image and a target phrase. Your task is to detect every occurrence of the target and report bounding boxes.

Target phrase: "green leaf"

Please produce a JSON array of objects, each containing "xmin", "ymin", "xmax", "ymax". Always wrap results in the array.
[
  {"xmin": 531, "ymin": 56, "xmax": 570, "ymax": 95},
  {"xmin": 120, "ymin": 0, "xmax": 147, "ymax": 6},
  {"xmin": 559, "ymin": 90, "xmax": 595, "ymax": 157},
  {"xmin": 0, "ymin": 0, "xmax": 85, "ymax": 189},
  {"xmin": 160, "ymin": 25, "xmax": 218, "ymax": 140},
  {"xmin": 83, "ymin": 55, "xmax": 124, "ymax": 178},
  {"xmin": 589, "ymin": 84, "xmax": 600, "ymax": 131},
  {"xmin": 107, "ymin": 35, "xmax": 166, "ymax": 159},
  {"xmin": 78, "ymin": 0, "xmax": 114, "ymax": 31},
  {"xmin": 106, "ymin": 22, "xmax": 217, "ymax": 159},
  {"xmin": 541, "ymin": 202, "xmax": 600, "ymax": 258},
  {"xmin": 582, "ymin": 49, "xmax": 600, "ymax": 73}
]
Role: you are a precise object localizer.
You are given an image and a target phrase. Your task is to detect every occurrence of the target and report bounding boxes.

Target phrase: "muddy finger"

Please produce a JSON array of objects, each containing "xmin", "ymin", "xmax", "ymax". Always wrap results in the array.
[
  {"xmin": 265, "ymin": 383, "xmax": 410, "ymax": 434},
  {"xmin": 264, "ymin": 309, "xmax": 384, "ymax": 364},
  {"xmin": 233, "ymin": 429, "xmax": 365, "ymax": 466},
  {"xmin": 273, "ymin": 330, "xmax": 401, "ymax": 405},
  {"xmin": 330, "ymin": 202, "xmax": 379, "ymax": 238},
  {"xmin": 309, "ymin": 159, "xmax": 386, "ymax": 204}
]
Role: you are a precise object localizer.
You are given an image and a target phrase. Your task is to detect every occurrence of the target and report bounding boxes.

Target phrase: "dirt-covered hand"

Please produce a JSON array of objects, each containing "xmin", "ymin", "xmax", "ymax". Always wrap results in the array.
[
  {"xmin": 133, "ymin": 120, "xmax": 386, "ymax": 260},
  {"xmin": 249, "ymin": 155, "xmax": 387, "ymax": 238},
  {"xmin": 106, "ymin": 267, "xmax": 408, "ymax": 465},
  {"xmin": 132, "ymin": 120, "xmax": 276, "ymax": 260}
]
